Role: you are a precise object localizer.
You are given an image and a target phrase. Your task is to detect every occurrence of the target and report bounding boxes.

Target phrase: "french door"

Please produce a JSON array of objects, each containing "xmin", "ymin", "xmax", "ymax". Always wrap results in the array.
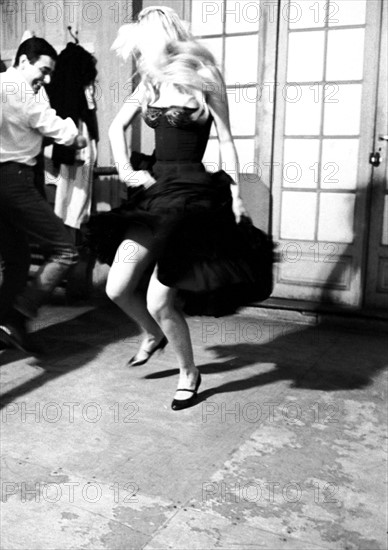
[{"xmin": 272, "ymin": 0, "xmax": 387, "ymax": 310}]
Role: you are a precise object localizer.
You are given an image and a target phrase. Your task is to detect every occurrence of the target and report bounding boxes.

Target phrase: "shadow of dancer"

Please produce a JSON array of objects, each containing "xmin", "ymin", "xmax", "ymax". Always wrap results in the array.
[{"xmin": 144, "ymin": 315, "xmax": 387, "ymax": 405}]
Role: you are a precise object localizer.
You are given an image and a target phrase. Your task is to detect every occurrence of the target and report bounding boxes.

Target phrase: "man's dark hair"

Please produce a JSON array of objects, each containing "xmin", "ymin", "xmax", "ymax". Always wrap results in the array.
[{"xmin": 14, "ymin": 37, "xmax": 57, "ymax": 67}]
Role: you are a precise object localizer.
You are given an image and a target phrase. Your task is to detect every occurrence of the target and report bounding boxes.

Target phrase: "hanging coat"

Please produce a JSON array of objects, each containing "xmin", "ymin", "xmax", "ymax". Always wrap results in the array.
[{"xmin": 47, "ymin": 42, "xmax": 99, "ymax": 166}]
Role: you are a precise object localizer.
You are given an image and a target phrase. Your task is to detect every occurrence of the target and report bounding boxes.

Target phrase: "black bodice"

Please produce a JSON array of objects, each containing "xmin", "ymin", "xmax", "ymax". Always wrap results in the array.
[{"xmin": 143, "ymin": 106, "xmax": 213, "ymax": 162}]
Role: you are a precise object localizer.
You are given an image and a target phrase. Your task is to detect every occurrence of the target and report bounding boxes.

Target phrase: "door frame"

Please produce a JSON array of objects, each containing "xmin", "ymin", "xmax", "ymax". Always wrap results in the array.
[{"xmin": 364, "ymin": 0, "xmax": 388, "ymax": 309}]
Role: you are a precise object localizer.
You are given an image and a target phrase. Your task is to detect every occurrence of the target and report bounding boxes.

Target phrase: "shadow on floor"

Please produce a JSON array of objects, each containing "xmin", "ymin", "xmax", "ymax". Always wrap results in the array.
[
  {"xmin": 0, "ymin": 303, "xmax": 139, "ymax": 409},
  {"xmin": 1, "ymin": 305, "xmax": 387, "ymax": 409},
  {"xmin": 145, "ymin": 322, "xmax": 388, "ymax": 402}
]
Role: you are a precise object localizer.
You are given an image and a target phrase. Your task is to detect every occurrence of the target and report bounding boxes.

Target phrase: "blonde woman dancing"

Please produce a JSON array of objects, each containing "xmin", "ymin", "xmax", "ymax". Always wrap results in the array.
[{"xmin": 89, "ymin": 6, "xmax": 272, "ymax": 410}]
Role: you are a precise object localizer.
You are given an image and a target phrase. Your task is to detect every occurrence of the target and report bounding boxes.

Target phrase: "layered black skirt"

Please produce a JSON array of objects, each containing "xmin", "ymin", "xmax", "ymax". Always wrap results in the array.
[{"xmin": 87, "ymin": 159, "xmax": 273, "ymax": 317}]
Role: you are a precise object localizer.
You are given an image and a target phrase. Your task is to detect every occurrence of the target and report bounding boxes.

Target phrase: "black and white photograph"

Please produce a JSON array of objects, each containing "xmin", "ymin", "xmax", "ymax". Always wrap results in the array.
[{"xmin": 0, "ymin": 0, "xmax": 387, "ymax": 548}]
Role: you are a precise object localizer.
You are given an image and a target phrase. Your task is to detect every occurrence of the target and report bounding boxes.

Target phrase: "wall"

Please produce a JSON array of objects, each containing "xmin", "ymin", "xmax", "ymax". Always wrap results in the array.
[{"xmin": 0, "ymin": 0, "xmax": 140, "ymax": 167}]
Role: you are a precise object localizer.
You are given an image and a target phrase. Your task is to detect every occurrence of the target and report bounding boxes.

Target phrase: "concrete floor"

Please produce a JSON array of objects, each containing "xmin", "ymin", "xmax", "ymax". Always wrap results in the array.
[{"xmin": 0, "ymin": 298, "xmax": 387, "ymax": 550}]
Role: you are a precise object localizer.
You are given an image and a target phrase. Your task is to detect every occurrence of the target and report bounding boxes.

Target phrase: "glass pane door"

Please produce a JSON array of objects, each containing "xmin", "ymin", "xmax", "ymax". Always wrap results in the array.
[
  {"xmin": 190, "ymin": 0, "xmax": 276, "ymax": 232},
  {"xmin": 191, "ymin": 0, "xmax": 259, "ymax": 171},
  {"xmin": 272, "ymin": 0, "xmax": 381, "ymax": 307}
]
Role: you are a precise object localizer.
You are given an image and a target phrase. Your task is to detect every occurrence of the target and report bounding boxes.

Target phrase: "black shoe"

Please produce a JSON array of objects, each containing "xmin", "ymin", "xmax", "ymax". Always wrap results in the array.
[
  {"xmin": 0, "ymin": 321, "xmax": 38, "ymax": 355},
  {"xmin": 127, "ymin": 335, "xmax": 168, "ymax": 366},
  {"xmin": 171, "ymin": 373, "xmax": 202, "ymax": 411}
]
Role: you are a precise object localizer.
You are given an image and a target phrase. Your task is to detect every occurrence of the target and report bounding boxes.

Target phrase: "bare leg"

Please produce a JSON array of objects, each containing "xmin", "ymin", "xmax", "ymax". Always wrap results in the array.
[
  {"xmin": 106, "ymin": 227, "xmax": 164, "ymax": 356},
  {"xmin": 147, "ymin": 268, "xmax": 200, "ymax": 400}
]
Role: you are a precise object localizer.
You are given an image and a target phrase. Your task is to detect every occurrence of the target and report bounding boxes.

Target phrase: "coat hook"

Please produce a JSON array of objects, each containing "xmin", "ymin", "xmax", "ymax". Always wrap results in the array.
[{"xmin": 67, "ymin": 26, "xmax": 79, "ymax": 44}]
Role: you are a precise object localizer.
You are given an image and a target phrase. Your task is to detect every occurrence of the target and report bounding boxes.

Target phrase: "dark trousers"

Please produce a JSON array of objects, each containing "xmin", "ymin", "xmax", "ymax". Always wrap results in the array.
[{"xmin": 0, "ymin": 162, "xmax": 78, "ymax": 322}]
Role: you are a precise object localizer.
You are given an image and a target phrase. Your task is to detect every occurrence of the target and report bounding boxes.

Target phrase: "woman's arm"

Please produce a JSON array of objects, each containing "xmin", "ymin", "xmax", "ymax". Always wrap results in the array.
[
  {"xmin": 204, "ymin": 68, "xmax": 247, "ymax": 222},
  {"xmin": 109, "ymin": 84, "xmax": 155, "ymax": 187}
]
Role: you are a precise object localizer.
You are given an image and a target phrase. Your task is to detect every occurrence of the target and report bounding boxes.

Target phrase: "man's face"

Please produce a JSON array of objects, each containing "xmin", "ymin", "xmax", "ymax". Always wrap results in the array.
[{"xmin": 19, "ymin": 54, "xmax": 55, "ymax": 94}]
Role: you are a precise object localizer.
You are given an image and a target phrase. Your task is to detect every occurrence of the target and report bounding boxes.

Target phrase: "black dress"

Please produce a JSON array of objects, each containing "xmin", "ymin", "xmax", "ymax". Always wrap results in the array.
[{"xmin": 88, "ymin": 106, "xmax": 273, "ymax": 317}]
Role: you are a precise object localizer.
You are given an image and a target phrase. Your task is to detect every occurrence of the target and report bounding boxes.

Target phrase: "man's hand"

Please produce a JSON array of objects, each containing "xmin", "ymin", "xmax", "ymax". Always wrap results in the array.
[{"xmin": 71, "ymin": 134, "xmax": 87, "ymax": 150}]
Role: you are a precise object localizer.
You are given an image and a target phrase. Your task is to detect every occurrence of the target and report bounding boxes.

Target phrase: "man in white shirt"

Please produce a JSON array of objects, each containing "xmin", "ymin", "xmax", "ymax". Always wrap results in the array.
[{"xmin": 0, "ymin": 37, "xmax": 86, "ymax": 353}]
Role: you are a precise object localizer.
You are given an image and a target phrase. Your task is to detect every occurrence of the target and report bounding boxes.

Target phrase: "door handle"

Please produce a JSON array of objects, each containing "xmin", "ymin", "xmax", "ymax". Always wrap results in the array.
[
  {"xmin": 370, "ymin": 152, "xmax": 381, "ymax": 167},
  {"xmin": 378, "ymin": 135, "xmax": 388, "ymax": 141}
]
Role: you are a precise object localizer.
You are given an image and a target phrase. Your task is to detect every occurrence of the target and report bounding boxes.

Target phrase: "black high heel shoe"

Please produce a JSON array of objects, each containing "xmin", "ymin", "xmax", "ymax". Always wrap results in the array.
[
  {"xmin": 171, "ymin": 373, "xmax": 201, "ymax": 411},
  {"xmin": 127, "ymin": 335, "xmax": 168, "ymax": 366}
]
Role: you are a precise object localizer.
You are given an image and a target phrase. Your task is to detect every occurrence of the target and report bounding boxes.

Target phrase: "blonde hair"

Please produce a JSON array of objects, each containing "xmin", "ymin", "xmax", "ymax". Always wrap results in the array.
[{"xmin": 111, "ymin": 6, "xmax": 219, "ymax": 112}]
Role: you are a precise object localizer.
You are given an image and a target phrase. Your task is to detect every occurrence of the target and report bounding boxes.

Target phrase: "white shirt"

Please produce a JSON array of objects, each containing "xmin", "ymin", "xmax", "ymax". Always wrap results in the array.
[{"xmin": 0, "ymin": 67, "xmax": 78, "ymax": 166}]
